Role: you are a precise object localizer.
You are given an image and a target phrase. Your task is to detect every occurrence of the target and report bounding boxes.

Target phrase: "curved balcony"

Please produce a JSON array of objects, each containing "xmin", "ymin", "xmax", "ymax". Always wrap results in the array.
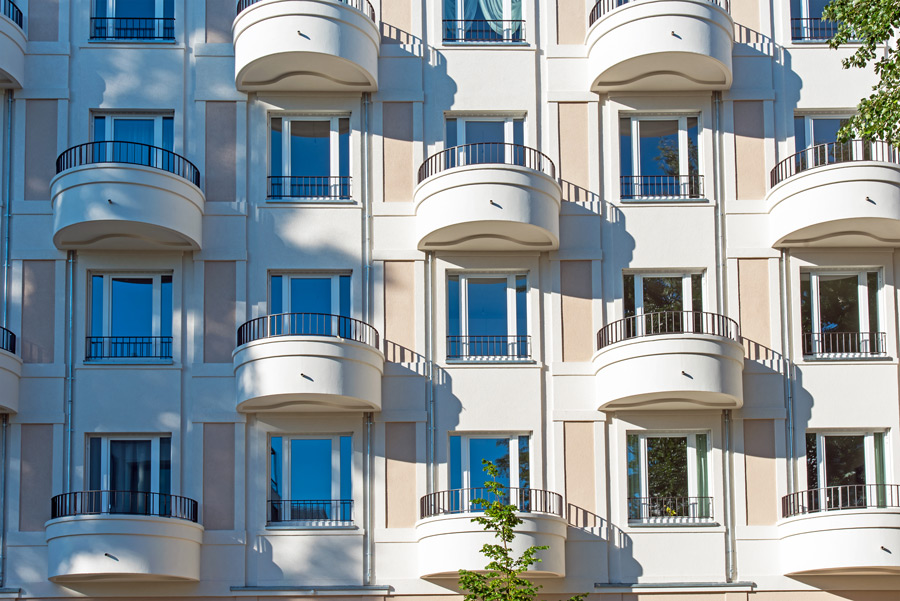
[
  {"xmin": 780, "ymin": 485, "xmax": 900, "ymax": 575},
  {"xmin": 51, "ymin": 141, "xmax": 204, "ymax": 251},
  {"xmin": 0, "ymin": 327, "xmax": 20, "ymax": 414},
  {"xmin": 415, "ymin": 143, "xmax": 561, "ymax": 251},
  {"xmin": 0, "ymin": 0, "xmax": 25, "ymax": 88},
  {"xmin": 768, "ymin": 140, "xmax": 900, "ymax": 247},
  {"xmin": 586, "ymin": 0, "xmax": 733, "ymax": 92},
  {"xmin": 46, "ymin": 491, "xmax": 203, "ymax": 582},
  {"xmin": 233, "ymin": 313, "xmax": 384, "ymax": 412},
  {"xmin": 416, "ymin": 488, "xmax": 567, "ymax": 578},
  {"xmin": 233, "ymin": 0, "xmax": 379, "ymax": 92},
  {"xmin": 592, "ymin": 311, "xmax": 743, "ymax": 410}
]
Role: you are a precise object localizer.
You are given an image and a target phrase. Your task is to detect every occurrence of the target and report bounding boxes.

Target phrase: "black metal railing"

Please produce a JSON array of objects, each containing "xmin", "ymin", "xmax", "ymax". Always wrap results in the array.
[
  {"xmin": 3, "ymin": 0, "xmax": 23, "ymax": 29},
  {"xmin": 90, "ymin": 17, "xmax": 175, "ymax": 41},
  {"xmin": 0, "ymin": 326, "xmax": 15, "ymax": 355},
  {"xmin": 627, "ymin": 496, "xmax": 714, "ymax": 521},
  {"xmin": 86, "ymin": 336, "xmax": 173, "ymax": 360},
  {"xmin": 447, "ymin": 335, "xmax": 531, "ymax": 359},
  {"xmin": 420, "ymin": 487, "xmax": 564, "ymax": 519},
  {"xmin": 790, "ymin": 17, "xmax": 838, "ymax": 41},
  {"xmin": 236, "ymin": 0, "xmax": 376, "ymax": 21},
  {"xmin": 50, "ymin": 491, "xmax": 199, "ymax": 522},
  {"xmin": 802, "ymin": 331, "xmax": 887, "ymax": 357},
  {"xmin": 268, "ymin": 499, "xmax": 353, "ymax": 523},
  {"xmin": 620, "ymin": 175, "xmax": 704, "ymax": 199},
  {"xmin": 783, "ymin": 484, "xmax": 900, "ymax": 518},
  {"xmin": 442, "ymin": 20, "xmax": 525, "ymax": 42},
  {"xmin": 236, "ymin": 313, "xmax": 380, "ymax": 348},
  {"xmin": 56, "ymin": 141, "xmax": 201, "ymax": 188},
  {"xmin": 597, "ymin": 310, "xmax": 740, "ymax": 350},
  {"xmin": 268, "ymin": 176, "xmax": 351, "ymax": 199},
  {"xmin": 417, "ymin": 143, "xmax": 556, "ymax": 183},
  {"xmin": 771, "ymin": 139, "xmax": 900, "ymax": 187},
  {"xmin": 589, "ymin": 0, "xmax": 729, "ymax": 26}
]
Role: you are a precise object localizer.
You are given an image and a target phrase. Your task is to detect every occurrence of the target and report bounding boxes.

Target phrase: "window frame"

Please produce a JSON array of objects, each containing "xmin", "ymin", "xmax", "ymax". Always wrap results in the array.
[
  {"xmin": 447, "ymin": 272, "xmax": 529, "ymax": 361},
  {"xmin": 92, "ymin": 113, "xmax": 174, "ymax": 149},
  {"xmin": 268, "ymin": 114, "xmax": 351, "ymax": 201},
  {"xmin": 451, "ymin": 433, "xmax": 530, "ymax": 490},
  {"xmin": 268, "ymin": 272, "xmax": 351, "ymax": 316},
  {"xmin": 804, "ymin": 430, "xmax": 889, "ymax": 511},
  {"xmin": 86, "ymin": 433, "xmax": 172, "ymax": 493},
  {"xmin": 442, "ymin": 0, "xmax": 525, "ymax": 44},
  {"xmin": 619, "ymin": 114, "xmax": 702, "ymax": 200},
  {"xmin": 445, "ymin": 116, "xmax": 525, "ymax": 147},
  {"xmin": 90, "ymin": 0, "xmax": 175, "ymax": 42},
  {"xmin": 800, "ymin": 269, "xmax": 883, "ymax": 358}
]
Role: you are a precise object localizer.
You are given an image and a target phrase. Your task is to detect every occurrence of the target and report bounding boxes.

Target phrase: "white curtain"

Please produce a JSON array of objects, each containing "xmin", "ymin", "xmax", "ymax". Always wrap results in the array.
[{"xmin": 477, "ymin": 0, "xmax": 520, "ymax": 37}]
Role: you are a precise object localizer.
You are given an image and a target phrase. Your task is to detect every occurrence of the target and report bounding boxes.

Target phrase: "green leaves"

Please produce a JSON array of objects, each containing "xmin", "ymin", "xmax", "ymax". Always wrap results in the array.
[
  {"xmin": 458, "ymin": 460, "xmax": 586, "ymax": 601},
  {"xmin": 822, "ymin": 0, "xmax": 900, "ymax": 144}
]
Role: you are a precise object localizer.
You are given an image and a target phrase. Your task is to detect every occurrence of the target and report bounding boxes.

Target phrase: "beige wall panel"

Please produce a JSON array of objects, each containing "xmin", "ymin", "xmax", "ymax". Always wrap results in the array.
[
  {"xmin": 20, "ymin": 424, "xmax": 52, "ymax": 531},
  {"xmin": 22, "ymin": 260, "xmax": 55, "ymax": 364},
  {"xmin": 28, "ymin": 0, "xmax": 59, "ymax": 42},
  {"xmin": 382, "ymin": 103, "xmax": 414, "ymax": 203},
  {"xmin": 744, "ymin": 419, "xmax": 777, "ymax": 526},
  {"xmin": 206, "ymin": 0, "xmax": 234, "ymax": 43},
  {"xmin": 731, "ymin": 0, "xmax": 760, "ymax": 31},
  {"xmin": 381, "ymin": 0, "xmax": 412, "ymax": 43},
  {"xmin": 564, "ymin": 422, "xmax": 596, "ymax": 521},
  {"xmin": 738, "ymin": 259, "xmax": 771, "ymax": 349},
  {"xmin": 25, "ymin": 100, "xmax": 58, "ymax": 201},
  {"xmin": 384, "ymin": 261, "xmax": 416, "ymax": 362},
  {"xmin": 558, "ymin": 102, "xmax": 591, "ymax": 203},
  {"xmin": 385, "ymin": 422, "xmax": 417, "ymax": 528},
  {"xmin": 204, "ymin": 261, "xmax": 236, "ymax": 364},
  {"xmin": 557, "ymin": 0, "xmax": 586, "ymax": 45},
  {"xmin": 205, "ymin": 102, "xmax": 237, "ymax": 202},
  {"xmin": 733, "ymin": 101, "xmax": 766, "ymax": 201},
  {"xmin": 561, "ymin": 260, "xmax": 593, "ymax": 362},
  {"xmin": 203, "ymin": 423, "xmax": 235, "ymax": 530}
]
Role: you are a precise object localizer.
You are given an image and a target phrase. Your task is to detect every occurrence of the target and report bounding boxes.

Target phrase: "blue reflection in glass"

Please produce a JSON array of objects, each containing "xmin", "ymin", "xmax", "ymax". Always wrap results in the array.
[
  {"xmin": 291, "ymin": 439, "xmax": 332, "ymax": 500},
  {"xmin": 111, "ymin": 278, "xmax": 153, "ymax": 336}
]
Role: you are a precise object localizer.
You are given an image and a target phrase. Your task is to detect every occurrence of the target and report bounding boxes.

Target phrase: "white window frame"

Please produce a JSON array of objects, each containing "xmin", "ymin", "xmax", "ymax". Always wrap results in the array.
[
  {"xmin": 444, "ymin": 0, "xmax": 522, "ymax": 43},
  {"xmin": 626, "ymin": 271, "xmax": 704, "ymax": 335},
  {"xmin": 805, "ymin": 431, "xmax": 889, "ymax": 511},
  {"xmin": 620, "ymin": 114, "xmax": 701, "ymax": 200},
  {"xmin": 456, "ymin": 433, "xmax": 528, "ymax": 489},
  {"xmin": 270, "ymin": 115, "xmax": 349, "ymax": 180},
  {"xmin": 269, "ymin": 272, "xmax": 350, "ymax": 316},
  {"xmin": 92, "ymin": 113, "xmax": 173, "ymax": 148},
  {"xmin": 802, "ymin": 270, "xmax": 882, "ymax": 357},
  {"xmin": 450, "ymin": 116, "xmax": 523, "ymax": 147},
  {"xmin": 448, "ymin": 272, "xmax": 528, "ymax": 361},
  {"xmin": 88, "ymin": 434, "xmax": 170, "ymax": 493}
]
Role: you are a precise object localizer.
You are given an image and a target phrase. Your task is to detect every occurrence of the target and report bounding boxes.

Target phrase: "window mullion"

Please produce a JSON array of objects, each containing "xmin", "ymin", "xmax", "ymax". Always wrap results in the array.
[
  {"xmin": 811, "ymin": 273, "xmax": 821, "ymax": 342},
  {"xmin": 457, "ymin": 119, "xmax": 466, "ymax": 147},
  {"xmin": 283, "ymin": 120, "xmax": 292, "ymax": 179},
  {"xmin": 104, "ymin": 275, "xmax": 112, "ymax": 337},
  {"xmin": 858, "ymin": 273, "xmax": 870, "ymax": 341},
  {"xmin": 640, "ymin": 436, "xmax": 649, "ymax": 499},
  {"xmin": 330, "ymin": 117, "xmax": 340, "ymax": 181},
  {"xmin": 151, "ymin": 439, "xmax": 161, "ymax": 498},
  {"xmin": 461, "ymin": 437, "xmax": 470, "ymax": 489},
  {"xmin": 152, "ymin": 275, "xmax": 161, "ymax": 338},
  {"xmin": 865, "ymin": 434, "xmax": 876, "ymax": 486},
  {"xmin": 687, "ymin": 435, "xmax": 697, "ymax": 499},
  {"xmin": 678, "ymin": 117, "xmax": 688, "ymax": 177},
  {"xmin": 631, "ymin": 119, "xmax": 640, "ymax": 179},
  {"xmin": 460, "ymin": 277, "xmax": 469, "ymax": 338},
  {"xmin": 284, "ymin": 439, "xmax": 292, "ymax": 500},
  {"xmin": 101, "ymin": 438, "xmax": 110, "ymax": 491},
  {"xmin": 507, "ymin": 275, "xmax": 516, "ymax": 341},
  {"xmin": 332, "ymin": 437, "xmax": 341, "ymax": 502}
]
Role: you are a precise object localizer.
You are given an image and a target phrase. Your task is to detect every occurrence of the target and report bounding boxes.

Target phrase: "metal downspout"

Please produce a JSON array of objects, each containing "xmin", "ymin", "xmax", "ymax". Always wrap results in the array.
[
  {"xmin": 2, "ymin": 90, "xmax": 12, "ymax": 327},
  {"xmin": 362, "ymin": 92, "xmax": 373, "ymax": 324},
  {"xmin": 0, "ymin": 414, "xmax": 7, "ymax": 587},
  {"xmin": 723, "ymin": 409, "xmax": 735, "ymax": 582},
  {"xmin": 364, "ymin": 411, "xmax": 374, "ymax": 585},
  {"xmin": 780, "ymin": 249, "xmax": 795, "ymax": 494},
  {"xmin": 713, "ymin": 91, "xmax": 726, "ymax": 313},
  {"xmin": 63, "ymin": 251, "xmax": 76, "ymax": 493}
]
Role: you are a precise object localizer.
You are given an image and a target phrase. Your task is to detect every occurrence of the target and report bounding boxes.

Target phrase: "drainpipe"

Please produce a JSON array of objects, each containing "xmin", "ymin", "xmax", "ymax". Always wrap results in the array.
[
  {"xmin": 713, "ymin": 91, "xmax": 726, "ymax": 313},
  {"xmin": 779, "ymin": 249, "xmax": 795, "ymax": 494},
  {"xmin": 63, "ymin": 251, "xmax": 76, "ymax": 493},
  {"xmin": 363, "ymin": 411, "xmax": 374, "ymax": 585},
  {"xmin": 362, "ymin": 93, "xmax": 373, "ymax": 324},
  {"xmin": 2, "ymin": 90, "xmax": 12, "ymax": 327},
  {"xmin": 722, "ymin": 409, "xmax": 735, "ymax": 582},
  {"xmin": 0, "ymin": 414, "xmax": 7, "ymax": 587},
  {"xmin": 424, "ymin": 251, "xmax": 436, "ymax": 493}
]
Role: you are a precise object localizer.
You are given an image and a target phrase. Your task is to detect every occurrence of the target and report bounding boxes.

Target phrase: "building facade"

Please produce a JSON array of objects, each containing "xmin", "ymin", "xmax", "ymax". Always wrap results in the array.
[{"xmin": 0, "ymin": 0, "xmax": 896, "ymax": 599}]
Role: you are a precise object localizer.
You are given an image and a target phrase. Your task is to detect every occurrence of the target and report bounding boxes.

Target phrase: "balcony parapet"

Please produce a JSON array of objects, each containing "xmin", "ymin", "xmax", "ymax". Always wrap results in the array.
[
  {"xmin": 0, "ymin": 0, "xmax": 25, "ymax": 88},
  {"xmin": 0, "ymin": 326, "xmax": 20, "ymax": 414}
]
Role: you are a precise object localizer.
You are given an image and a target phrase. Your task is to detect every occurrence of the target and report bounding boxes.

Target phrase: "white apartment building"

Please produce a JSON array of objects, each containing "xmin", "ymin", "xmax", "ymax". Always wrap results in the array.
[{"xmin": 0, "ymin": 0, "xmax": 896, "ymax": 599}]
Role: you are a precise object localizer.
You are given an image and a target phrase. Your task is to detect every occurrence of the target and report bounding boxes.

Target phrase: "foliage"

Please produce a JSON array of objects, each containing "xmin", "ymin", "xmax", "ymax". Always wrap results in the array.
[
  {"xmin": 823, "ymin": 0, "xmax": 900, "ymax": 144},
  {"xmin": 458, "ymin": 461, "xmax": 585, "ymax": 601}
]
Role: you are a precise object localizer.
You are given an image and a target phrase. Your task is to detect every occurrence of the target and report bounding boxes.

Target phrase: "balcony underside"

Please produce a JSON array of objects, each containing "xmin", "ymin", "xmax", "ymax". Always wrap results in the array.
[{"xmin": 590, "ymin": 52, "xmax": 732, "ymax": 92}]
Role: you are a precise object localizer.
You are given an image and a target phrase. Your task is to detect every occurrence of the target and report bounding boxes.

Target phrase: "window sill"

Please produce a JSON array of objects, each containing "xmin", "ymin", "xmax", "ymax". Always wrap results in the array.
[
  {"xmin": 445, "ymin": 358, "xmax": 536, "ymax": 365},
  {"xmin": 619, "ymin": 197, "xmax": 709, "ymax": 204},
  {"xmin": 265, "ymin": 523, "xmax": 358, "ymax": 531},
  {"xmin": 441, "ymin": 41, "xmax": 531, "ymax": 48},
  {"xmin": 627, "ymin": 519, "xmax": 719, "ymax": 528}
]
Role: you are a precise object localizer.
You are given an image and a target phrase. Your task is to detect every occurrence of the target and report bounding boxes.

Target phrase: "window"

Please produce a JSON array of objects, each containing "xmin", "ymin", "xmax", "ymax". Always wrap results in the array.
[
  {"xmin": 790, "ymin": 0, "xmax": 836, "ymax": 40},
  {"xmin": 804, "ymin": 432, "xmax": 887, "ymax": 511},
  {"xmin": 86, "ymin": 435, "xmax": 172, "ymax": 515},
  {"xmin": 449, "ymin": 434, "xmax": 530, "ymax": 510},
  {"xmin": 626, "ymin": 432, "xmax": 712, "ymax": 522},
  {"xmin": 619, "ymin": 115, "xmax": 701, "ymax": 199},
  {"xmin": 623, "ymin": 272, "xmax": 704, "ymax": 335},
  {"xmin": 447, "ymin": 273, "xmax": 529, "ymax": 359},
  {"xmin": 269, "ymin": 435, "xmax": 353, "ymax": 524},
  {"xmin": 92, "ymin": 114, "xmax": 175, "ymax": 168},
  {"xmin": 269, "ymin": 116, "xmax": 350, "ymax": 200},
  {"xmin": 444, "ymin": 116, "xmax": 525, "ymax": 168},
  {"xmin": 88, "ymin": 273, "xmax": 173, "ymax": 360},
  {"xmin": 442, "ymin": 0, "xmax": 523, "ymax": 42},
  {"xmin": 91, "ymin": 0, "xmax": 175, "ymax": 41},
  {"xmin": 269, "ymin": 273, "xmax": 351, "ymax": 336},
  {"xmin": 799, "ymin": 270, "xmax": 884, "ymax": 356}
]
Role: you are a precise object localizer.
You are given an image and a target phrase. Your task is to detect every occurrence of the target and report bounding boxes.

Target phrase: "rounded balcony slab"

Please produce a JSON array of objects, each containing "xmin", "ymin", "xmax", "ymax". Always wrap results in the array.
[
  {"xmin": 233, "ymin": 0, "xmax": 379, "ymax": 92},
  {"xmin": 45, "ymin": 514, "xmax": 204, "ymax": 582},
  {"xmin": 592, "ymin": 334, "xmax": 744, "ymax": 410},
  {"xmin": 767, "ymin": 162, "xmax": 900, "ymax": 247},
  {"xmin": 586, "ymin": 0, "xmax": 733, "ymax": 92},
  {"xmin": 233, "ymin": 336, "xmax": 384, "ymax": 412},
  {"xmin": 416, "ymin": 513, "xmax": 567, "ymax": 578},
  {"xmin": 780, "ymin": 509, "xmax": 900, "ymax": 575},
  {"xmin": 414, "ymin": 164, "xmax": 561, "ymax": 251},
  {"xmin": 51, "ymin": 163, "xmax": 205, "ymax": 251},
  {"xmin": 0, "ymin": 348, "xmax": 21, "ymax": 414},
  {"xmin": 0, "ymin": 10, "xmax": 25, "ymax": 88}
]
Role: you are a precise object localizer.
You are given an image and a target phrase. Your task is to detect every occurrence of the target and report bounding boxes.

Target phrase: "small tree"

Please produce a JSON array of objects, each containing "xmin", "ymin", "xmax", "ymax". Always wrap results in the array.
[{"xmin": 458, "ymin": 460, "xmax": 586, "ymax": 601}]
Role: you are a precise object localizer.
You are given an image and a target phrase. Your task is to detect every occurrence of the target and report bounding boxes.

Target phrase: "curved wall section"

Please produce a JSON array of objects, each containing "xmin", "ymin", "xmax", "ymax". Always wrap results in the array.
[
  {"xmin": 51, "ymin": 164, "xmax": 205, "ymax": 250},
  {"xmin": 586, "ymin": 0, "xmax": 733, "ymax": 92},
  {"xmin": 0, "ymin": 347, "xmax": 21, "ymax": 414},
  {"xmin": 45, "ymin": 515, "xmax": 203, "ymax": 582},
  {"xmin": 0, "ymin": 11, "xmax": 25, "ymax": 88},
  {"xmin": 233, "ymin": 337, "xmax": 384, "ymax": 412},
  {"xmin": 233, "ymin": 0, "xmax": 379, "ymax": 92},
  {"xmin": 414, "ymin": 164, "xmax": 561, "ymax": 251}
]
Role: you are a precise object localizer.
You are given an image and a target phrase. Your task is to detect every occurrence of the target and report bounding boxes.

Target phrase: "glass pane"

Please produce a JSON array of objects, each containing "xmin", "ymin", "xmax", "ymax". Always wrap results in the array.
[
  {"xmin": 794, "ymin": 116, "xmax": 807, "ymax": 150},
  {"xmin": 807, "ymin": 0, "xmax": 829, "ymax": 18},
  {"xmin": 340, "ymin": 275, "xmax": 351, "ymax": 318},
  {"xmin": 164, "ymin": 0, "xmax": 174, "ymax": 19},
  {"xmin": 89, "ymin": 438, "xmax": 102, "ymax": 490},
  {"xmin": 339, "ymin": 118, "xmax": 350, "ymax": 178},
  {"xmin": 111, "ymin": 278, "xmax": 153, "ymax": 337},
  {"xmin": 271, "ymin": 275, "xmax": 283, "ymax": 314},
  {"xmin": 93, "ymin": 116, "xmax": 106, "ymax": 142},
  {"xmin": 695, "ymin": 434, "xmax": 708, "ymax": 498},
  {"xmin": 270, "ymin": 436, "xmax": 283, "ymax": 500},
  {"xmin": 290, "ymin": 439, "xmax": 332, "ymax": 500},
  {"xmin": 467, "ymin": 278, "xmax": 508, "ymax": 357},
  {"xmin": 94, "ymin": 0, "xmax": 108, "ymax": 19},
  {"xmin": 159, "ymin": 437, "xmax": 171, "ymax": 497},
  {"xmin": 116, "ymin": 0, "xmax": 155, "ymax": 18},
  {"xmin": 445, "ymin": 119, "xmax": 457, "ymax": 148},
  {"xmin": 875, "ymin": 433, "xmax": 885, "ymax": 486},
  {"xmin": 469, "ymin": 438, "xmax": 510, "ymax": 491},
  {"xmin": 113, "ymin": 119, "xmax": 154, "ymax": 145},
  {"xmin": 626, "ymin": 434, "xmax": 640, "ymax": 519},
  {"xmin": 450, "ymin": 435, "xmax": 461, "ymax": 490},
  {"xmin": 290, "ymin": 278, "xmax": 332, "ymax": 315},
  {"xmin": 518, "ymin": 436, "xmax": 529, "ymax": 489},
  {"xmin": 161, "ymin": 275, "xmax": 172, "ymax": 338},
  {"xmin": 642, "ymin": 276, "xmax": 684, "ymax": 313},
  {"xmin": 868, "ymin": 272, "xmax": 879, "ymax": 335},
  {"xmin": 290, "ymin": 121, "xmax": 330, "ymax": 177},
  {"xmin": 91, "ymin": 275, "xmax": 104, "ymax": 337},
  {"xmin": 800, "ymin": 273, "xmax": 812, "ymax": 338},
  {"xmin": 465, "ymin": 121, "xmax": 505, "ymax": 144},
  {"xmin": 340, "ymin": 436, "xmax": 352, "ymax": 501},
  {"xmin": 687, "ymin": 117, "xmax": 699, "ymax": 178},
  {"xmin": 691, "ymin": 274, "xmax": 703, "ymax": 312},
  {"xmin": 623, "ymin": 274, "xmax": 635, "ymax": 317},
  {"xmin": 271, "ymin": 118, "xmax": 283, "ymax": 178},
  {"xmin": 619, "ymin": 117, "xmax": 633, "ymax": 177},
  {"xmin": 162, "ymin": 117, "xmax": 173, "ymax": 151},
  {"xmin": 110, "ymin": 440, "xmax": 152, "ymax": 492},
  {"xmin": 638, "ymin": 120, "xmax": 679, "ymax": 177},
  {"xmin": 513, "ymin": 120, "xmax": 524, "ymax": 147},
  {"xmin": 811, "ymin": 118, "xmax": 843, "ymax": 145},
  {"xmin": 448, "ymin": 275, "xmax": 460, "ymax": 338},
  {"xmin": 806, "ymin": 433, "xmax": 818, "ymax": 490},
  {"xmin": 646, "ymin": 436, "xmax": 688, "ymax": 499},
  {"xmin": 515, "ymin": 275, "xmax": 527, "ymax": 357},
  {"xmin": 824, "ymin": 435, "xmax": 866, "ymax": 486},
  {"xmin": 818, "ymin": 274, "xmax": 860, "ymax": 333}
]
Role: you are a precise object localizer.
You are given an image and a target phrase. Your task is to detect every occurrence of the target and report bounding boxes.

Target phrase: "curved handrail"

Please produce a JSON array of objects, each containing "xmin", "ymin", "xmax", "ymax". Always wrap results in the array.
[
  {"xmin": 589, "ymin": 0, "xmax": 730, "ymax": 26},
  {"xmin": 417, "ymin": 142, "xmax": 557, "ymax": 184},
  {"xmin": 236, "ymin": 0, "xmax": 376, "ymax": 21},
  {"xmin": 420, "ymin": 487, "xmax": 564, "ymax": 519},
  {"xmin": 782, "ymin": 484, "xmax": 900, "ymax": 518},
  {"xmin": 2, "ymin": 0, "xmax": 23, "ymax": 29},
  {"xmin": 236, "ymin": 312, "xmax": 380, "ymax": 349},
  {"xmin": 50, "ymin": 490, "xmax": 199, "ymax": 522},
  {"xmin": 770, "ymin": 139, "xmax": 900, "ymax": 188},
  {"xmin": 597, "ymin": 310, "xmax": 741, "ymax": 350},
  {"xmin": 56, "ymin": 141, "xmax": 201, "ymax": 188},
  {"xmin": 0, "ymin": 326, "xmax": 15, "ymax": 355}
]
